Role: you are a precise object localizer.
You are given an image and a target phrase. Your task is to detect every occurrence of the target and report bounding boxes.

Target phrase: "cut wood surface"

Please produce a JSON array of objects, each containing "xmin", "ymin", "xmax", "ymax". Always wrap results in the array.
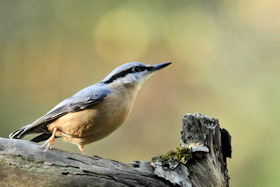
[{"xmin": 0, "ymin": 113, "xmax": 231, "ymax": 187}]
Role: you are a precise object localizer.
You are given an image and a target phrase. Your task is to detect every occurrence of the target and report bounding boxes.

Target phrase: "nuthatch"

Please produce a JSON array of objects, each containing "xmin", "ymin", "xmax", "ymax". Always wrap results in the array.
[{"xmin": 9, "ymin": 62, "xmax": 171, "ymax": 154}]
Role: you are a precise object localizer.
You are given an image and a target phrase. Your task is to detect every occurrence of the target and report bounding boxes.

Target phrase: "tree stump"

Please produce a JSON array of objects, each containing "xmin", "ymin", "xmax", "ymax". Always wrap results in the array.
[{"xmin": 0, "ymin": 113, "xmax": 231, "ymax": 187}]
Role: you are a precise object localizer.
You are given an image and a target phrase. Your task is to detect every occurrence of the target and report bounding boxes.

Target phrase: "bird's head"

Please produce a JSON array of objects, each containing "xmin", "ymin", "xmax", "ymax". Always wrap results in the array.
[{"xmin": 102, "ymin": 62, "xmax": 171, "ymax": 88}]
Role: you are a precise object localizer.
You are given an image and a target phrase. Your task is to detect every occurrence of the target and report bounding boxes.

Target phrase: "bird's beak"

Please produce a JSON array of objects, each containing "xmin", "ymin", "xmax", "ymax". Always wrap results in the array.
[{"xmin": 150, "ymin": 62, "xmax": 172, "ymax": 72}]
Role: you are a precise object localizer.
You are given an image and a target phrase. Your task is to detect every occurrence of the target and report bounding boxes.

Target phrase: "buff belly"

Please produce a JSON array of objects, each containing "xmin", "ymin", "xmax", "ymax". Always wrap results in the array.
[{"xmin": 47, "ymin": 85, "xmax": 138, "ymax": 147}]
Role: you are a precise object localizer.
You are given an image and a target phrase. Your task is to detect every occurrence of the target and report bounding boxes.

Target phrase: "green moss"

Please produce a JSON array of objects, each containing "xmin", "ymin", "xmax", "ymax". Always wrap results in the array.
[
  {"xmin": 151, "ymin": 146, "xmax": 195, "ymax": 175},
  {"xmin": 152, "ymin": 147, "xmax": 192, "ymax": 165},
  {"xmin": 187, "ymin": 165, "xmax": 195, "ymax": 176}
]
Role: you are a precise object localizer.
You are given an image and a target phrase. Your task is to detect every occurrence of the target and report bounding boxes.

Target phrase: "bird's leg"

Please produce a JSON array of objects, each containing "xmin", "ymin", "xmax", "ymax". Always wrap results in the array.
[
  {"xmin": 78, "ymin": 144, "xmax": 85, "ymax": 155},
  {"xmin": 41, "ymin": 128, "xmax": 57, "ymax": 152}
]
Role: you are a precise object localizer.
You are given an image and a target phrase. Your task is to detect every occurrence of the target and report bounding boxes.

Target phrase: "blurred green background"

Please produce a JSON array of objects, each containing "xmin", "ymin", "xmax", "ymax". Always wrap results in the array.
[{"xmin": 1, "ymin": 1, "xmax": 279, "ymax": 186}]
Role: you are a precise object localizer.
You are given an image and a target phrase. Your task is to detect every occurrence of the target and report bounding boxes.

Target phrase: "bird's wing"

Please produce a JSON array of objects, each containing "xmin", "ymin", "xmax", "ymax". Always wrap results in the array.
[{"xmin": 9, "ymin": 84, "xmax": 111, "ymax": 139}]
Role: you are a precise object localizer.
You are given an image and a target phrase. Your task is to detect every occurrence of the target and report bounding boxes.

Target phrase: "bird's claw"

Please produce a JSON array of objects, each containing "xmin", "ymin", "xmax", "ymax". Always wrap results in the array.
[{"xmin": 41, "ymin": 128, "xmax": 57, "ymax": 152}]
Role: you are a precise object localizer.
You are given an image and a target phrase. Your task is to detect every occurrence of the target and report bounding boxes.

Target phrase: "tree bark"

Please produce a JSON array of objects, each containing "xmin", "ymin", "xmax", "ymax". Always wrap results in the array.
[{"xmin": 0, "ymin": 113, "xmax": 231, "ymax": 187}]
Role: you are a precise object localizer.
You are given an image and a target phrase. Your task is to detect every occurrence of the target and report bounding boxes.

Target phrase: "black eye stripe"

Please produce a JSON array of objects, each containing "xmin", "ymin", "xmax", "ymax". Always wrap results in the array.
[
  {"xmin": 103, "ymin": 66, "xmax": 147, "ymax": 84},
  {"xmin": 132, "ymin": 67, "xmax": 138, "ymax": 72},
  {"xmin": 132, "ymin": 66, "xmax": 146, "ymax": 72}
]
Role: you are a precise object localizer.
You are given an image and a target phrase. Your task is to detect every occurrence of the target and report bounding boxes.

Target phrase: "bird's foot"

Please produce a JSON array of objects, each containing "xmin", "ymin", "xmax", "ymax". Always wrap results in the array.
[
  {"xmin": 78, "ymin": 144, "xmax": 85, "ymax": 155},
  {"xmin": 41, "ymin": 128, "xmax": 57, "ymax": 152}
]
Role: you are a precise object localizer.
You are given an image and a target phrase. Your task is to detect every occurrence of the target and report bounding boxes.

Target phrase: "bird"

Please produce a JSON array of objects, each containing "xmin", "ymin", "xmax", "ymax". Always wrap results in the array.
[{"xmin": 9, "ymin": 62, "xmax": 171, "ymax": 155}]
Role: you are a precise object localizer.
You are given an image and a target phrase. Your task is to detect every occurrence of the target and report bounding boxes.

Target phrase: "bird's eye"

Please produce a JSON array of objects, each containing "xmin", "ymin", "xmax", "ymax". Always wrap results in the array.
[{"xmin": 132, "ymin": 67, "xmax": 142, "ymax": 72}]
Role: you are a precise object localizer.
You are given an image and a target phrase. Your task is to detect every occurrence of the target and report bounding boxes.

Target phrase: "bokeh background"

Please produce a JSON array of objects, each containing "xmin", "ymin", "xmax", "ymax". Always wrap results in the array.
[{"xmin": 1, "ymin": 1, "xmax": 279, "ymax": 186}]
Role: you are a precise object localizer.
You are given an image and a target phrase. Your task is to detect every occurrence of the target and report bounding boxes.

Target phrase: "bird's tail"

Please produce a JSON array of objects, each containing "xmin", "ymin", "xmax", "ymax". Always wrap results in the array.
[{"xmin": 9, "ymin": 124, "xmax": 32, "ymax": 139}]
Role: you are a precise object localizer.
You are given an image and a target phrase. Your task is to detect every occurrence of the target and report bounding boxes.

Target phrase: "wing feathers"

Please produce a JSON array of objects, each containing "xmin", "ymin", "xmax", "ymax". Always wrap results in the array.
[{"xmin": 9, "ymin": 84, "xmax": 111, "ymax": 139}]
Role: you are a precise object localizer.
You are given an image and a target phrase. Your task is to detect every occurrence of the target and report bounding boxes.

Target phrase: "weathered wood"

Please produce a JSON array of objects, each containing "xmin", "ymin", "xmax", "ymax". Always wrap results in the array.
[
  {"xmin": 181, "ymin": 113, "xmax": 231, "ymax": 187},
  {"xmin": 0, "ymin": 138, "xmax": 171, "ymax": 187},
  {"xmin": 151, "ymin": 113, "xmax": 231, "ymax": 187},
  {"xmin": 0, "ymin": 113, "xmax": 231, "ymax": 187}
]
